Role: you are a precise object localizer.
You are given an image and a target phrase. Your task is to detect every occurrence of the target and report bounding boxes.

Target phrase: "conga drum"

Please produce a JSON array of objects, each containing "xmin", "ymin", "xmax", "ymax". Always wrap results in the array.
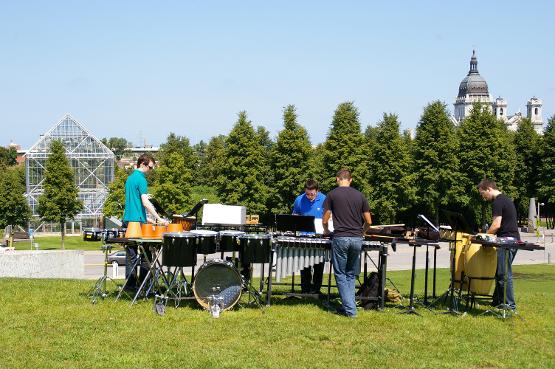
[{"xmin": 463, "ymin": 243, "xmax": 497, "ymax": 295}]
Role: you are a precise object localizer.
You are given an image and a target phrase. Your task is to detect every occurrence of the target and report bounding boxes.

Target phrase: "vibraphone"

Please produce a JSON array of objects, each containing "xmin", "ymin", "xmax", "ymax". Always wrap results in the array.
[{"xmin": 269, "ymin": 236, "xmax": 389, "ymax": 309}]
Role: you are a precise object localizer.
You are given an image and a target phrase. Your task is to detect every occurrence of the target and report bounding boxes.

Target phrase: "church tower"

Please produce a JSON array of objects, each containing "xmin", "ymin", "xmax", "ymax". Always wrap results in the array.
[
  {"xmin": 454, "ymin": 50, "xmax": 492, "ymax": 123},
  {"xmin": 526, "ymin": 97, "xmax": 543, "ymax": 134},
  {"xmin": 493, "ymin": 97, "xmax": 508, "ymax": 122}
]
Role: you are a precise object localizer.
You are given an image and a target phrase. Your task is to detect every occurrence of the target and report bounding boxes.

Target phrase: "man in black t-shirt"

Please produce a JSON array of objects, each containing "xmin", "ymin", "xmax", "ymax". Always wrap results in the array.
[
  {"xmin": 477, "ymin": 179, "xmax": 520, "ymax": 310},
  {"xmin": 323, "ymin": 169, "xmax": 372, "ymax": 317}
]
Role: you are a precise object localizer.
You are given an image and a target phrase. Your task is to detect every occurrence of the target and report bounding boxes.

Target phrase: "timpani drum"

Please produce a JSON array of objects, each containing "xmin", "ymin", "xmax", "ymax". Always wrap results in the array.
[
  {"xmin": 141, "ymin": 224, "xmax": 167, "ymax": 239},
  {"xmin": 453, "ymin": 233, "xmax": 471, "ymax": 290},
  {"xmin": 190, "ymin": 230, "xmax": 218, "ymax": 254},
  {"xmin": 166, "ymin": 223, "xmax": 184, "ymax": 233},
  {"xmin": 162, "ymin": 232, "xmax": 198, "ymax": 267},
  {"xmin": 239, "ymin": 234, "xmax": 272, "ymax": 264},
  {"xmin": 463, "ymin": 243, "xmax": 497, "ymax": 295},
  {"xmin": 218, "ymin": 230, "xmax": 245, "ymax": 252},
  {"xmin": 193, "ymin": 259, "xmax": 243, "ymax": 311}
]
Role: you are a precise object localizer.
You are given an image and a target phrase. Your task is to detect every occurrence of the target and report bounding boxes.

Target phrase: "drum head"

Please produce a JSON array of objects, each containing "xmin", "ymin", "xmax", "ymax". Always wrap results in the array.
[
  {"xmin": 193, "ymin": 260, "xmax": 242, "ymax": 310},
  {"xmin": 191, "ymin": 230, "xmax": 218, "ymax": 236},
  {"xmin": 219, "ymin": 230, "xmax": 245, "ymax": 236}
]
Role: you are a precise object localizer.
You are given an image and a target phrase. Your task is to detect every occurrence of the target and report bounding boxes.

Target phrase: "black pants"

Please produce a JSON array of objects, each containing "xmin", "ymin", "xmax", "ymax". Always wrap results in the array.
[
  {"xmin": 301, "ymin": 263, "xmax": 325, "ymax": 293},
  {"xmin": 125, "ymin": 245, "xmax": 148, "ymax": 289}
]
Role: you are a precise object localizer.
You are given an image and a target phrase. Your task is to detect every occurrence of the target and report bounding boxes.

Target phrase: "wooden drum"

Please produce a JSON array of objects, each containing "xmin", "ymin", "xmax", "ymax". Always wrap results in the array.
[{"xmin": 172, "ymin": 215, "xmax": 196, "ymax": 231}]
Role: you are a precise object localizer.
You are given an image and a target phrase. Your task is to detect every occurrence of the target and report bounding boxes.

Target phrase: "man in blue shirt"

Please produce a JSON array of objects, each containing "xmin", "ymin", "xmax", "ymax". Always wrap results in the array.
[{"xmin": 292, "ymin": 179, "xmax": 326, "ymax": 294}]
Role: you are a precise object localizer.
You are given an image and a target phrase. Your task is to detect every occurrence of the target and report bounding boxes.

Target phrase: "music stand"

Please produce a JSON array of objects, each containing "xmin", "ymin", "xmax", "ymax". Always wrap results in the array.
[
  {"xmin": 441, "ymin": 209, "xmax": 475, "ymax": 234},
  {"xmin": 275, "ymin": 214, "xmax": 316, "ymax": 234}
]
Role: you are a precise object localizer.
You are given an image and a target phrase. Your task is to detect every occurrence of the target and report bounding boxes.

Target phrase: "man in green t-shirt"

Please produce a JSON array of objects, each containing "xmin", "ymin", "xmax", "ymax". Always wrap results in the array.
[
  {"xmin": 122, "ymin": 153, "xmax": 167, "ymax": 289},
  {"xmin": 123, "ymin": 153, "xmax": 166, "ymax": 224}
]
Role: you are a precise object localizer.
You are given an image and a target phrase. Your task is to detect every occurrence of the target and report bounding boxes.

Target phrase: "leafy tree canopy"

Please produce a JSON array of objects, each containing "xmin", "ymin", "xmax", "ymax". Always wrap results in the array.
[
  {"xmin": 269, "ymin": 105, "xmax": 312, "ymax": 213},
  {"xmin": 322, "ymin": 102, "xmax": 370, "ymax": 195}
]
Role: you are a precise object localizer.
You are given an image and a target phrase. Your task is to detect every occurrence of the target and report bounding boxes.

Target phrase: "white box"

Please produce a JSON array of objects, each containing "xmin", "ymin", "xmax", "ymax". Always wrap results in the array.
[{"xmin": 202, "ymin": 204, "xmax": 246, "ymax": 225}]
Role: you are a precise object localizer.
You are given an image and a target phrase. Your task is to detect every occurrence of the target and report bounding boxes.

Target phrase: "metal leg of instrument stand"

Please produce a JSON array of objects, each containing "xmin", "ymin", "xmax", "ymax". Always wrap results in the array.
[
  {"xmin": 130, "ymin": 244, "xmax": 159, "ymax": 306},
  {"xmin": 482, "ymin": 247, "xmax": 516, "ymax": 319},
  {"xmin": 400, "ymin": 244, "xmax": 421, "ymax": 316},
  {"xmin": 423, "ymin": 245, "xmax": 430, "ymax": 305},
  {"xmin": 433, "ymin": 245, "xmax": 438, "ymax": 299},
  {"xmin": 430, "ymin": 242, "xmax": 464, "ymax": 315},
  {"xmin": 364, "ymin": 250, "xmax": 368, "ymax": 284},
  {"xmin": 417, "ymin": 244, "xmax": 435, "ymax": 312},
  {"xmin": 266, "ymin": 252, "xmax": 273, "ymax": 306},
  {"xmin": 379, "ymin": 244, "xmax": 388, "ymax": 310}
]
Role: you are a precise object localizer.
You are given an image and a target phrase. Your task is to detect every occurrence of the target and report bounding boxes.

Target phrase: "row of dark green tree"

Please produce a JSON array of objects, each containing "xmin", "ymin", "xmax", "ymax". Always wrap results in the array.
[{"xmin": 101, "ymin": 101, "xmax": 555, "ymax": 229}]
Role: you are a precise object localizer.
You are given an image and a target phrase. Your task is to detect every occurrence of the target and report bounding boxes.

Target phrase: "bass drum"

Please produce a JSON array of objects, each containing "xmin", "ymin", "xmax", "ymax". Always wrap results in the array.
[{"xmin": 193, "ymin": 259, "xmax": 243, "ymax": 310}]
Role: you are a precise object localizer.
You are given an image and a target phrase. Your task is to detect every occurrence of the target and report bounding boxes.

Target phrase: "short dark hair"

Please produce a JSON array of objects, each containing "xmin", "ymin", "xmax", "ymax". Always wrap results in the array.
[
  {"xmin": 477, "ymin": 179, "xmax": 498, "ymax": 191},
  {"xmin": 336, "ymin": 169, "xmax": 352, "ymax": 180},
  {"xmin": 137, "ymin": 153, "xmax": 156, "ymax": 168},
  {"xmin": 304, "ymin": 179, "xmax": 319, "ymax": 191}
]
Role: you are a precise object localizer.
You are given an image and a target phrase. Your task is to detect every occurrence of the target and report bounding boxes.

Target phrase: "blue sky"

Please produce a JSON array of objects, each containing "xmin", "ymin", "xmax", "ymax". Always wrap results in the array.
[{"xmin": 1, "ymin": 1, "xmax": 553, "ymax": 148}]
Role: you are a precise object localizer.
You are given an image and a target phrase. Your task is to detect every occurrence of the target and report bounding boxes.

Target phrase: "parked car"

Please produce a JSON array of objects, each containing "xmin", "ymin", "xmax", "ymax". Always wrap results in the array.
[{"xmin": 107, "ymin": 250, "xmax": 127, "ymax": 266}]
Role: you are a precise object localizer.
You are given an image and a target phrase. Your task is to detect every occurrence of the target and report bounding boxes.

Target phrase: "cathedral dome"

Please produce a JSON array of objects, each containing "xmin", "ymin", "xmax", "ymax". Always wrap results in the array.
[{"xmin": 457, "ymin": 50, "xmax": 489, "ymax": 98}]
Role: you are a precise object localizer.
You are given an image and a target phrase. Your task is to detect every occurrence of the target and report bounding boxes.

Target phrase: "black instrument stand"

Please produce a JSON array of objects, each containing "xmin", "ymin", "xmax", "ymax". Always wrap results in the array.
[
  {"xmin": 420, "ymin": 243, "xmax": 440, "ymax": 307},
  {"xmin": 400, "ymin": 242, "xmax": 421, "ymax": 316},
  {"xmin": 430, "ymin": 240, "xmax": 465, "ymax": 316}
]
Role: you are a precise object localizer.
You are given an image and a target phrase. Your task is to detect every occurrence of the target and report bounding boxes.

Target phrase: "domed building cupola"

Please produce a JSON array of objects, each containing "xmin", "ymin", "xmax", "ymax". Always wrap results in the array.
[{"xmin": 454, "ymin": 50, "xmax": 492, "ymax": 123}]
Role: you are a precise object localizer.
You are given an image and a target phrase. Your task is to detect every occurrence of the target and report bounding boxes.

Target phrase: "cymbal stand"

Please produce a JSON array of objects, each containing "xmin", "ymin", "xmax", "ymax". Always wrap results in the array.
[
  {"xmin": 243, "ymin": 263, "xmax": 264, "ymax": 307},
  {"xmin": 89, "ymin": 244, "xmax": 123, "ymax": 303}
]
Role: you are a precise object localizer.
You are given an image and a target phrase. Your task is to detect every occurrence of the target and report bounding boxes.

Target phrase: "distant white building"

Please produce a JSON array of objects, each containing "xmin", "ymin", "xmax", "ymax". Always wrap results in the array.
[{"xmin": 452, "ymin": 50, "xmax": 544, "ymax": 134}]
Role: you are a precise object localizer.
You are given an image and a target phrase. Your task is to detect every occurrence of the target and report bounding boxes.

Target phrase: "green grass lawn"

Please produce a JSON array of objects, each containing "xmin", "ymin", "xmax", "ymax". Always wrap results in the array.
[
  {"xmin": 12, "ymin": 235, "xmax": 103, "ymax": 251},
  {"xmin": 1, "ymin": 264, "xmax": 554, "ymax": 369}
]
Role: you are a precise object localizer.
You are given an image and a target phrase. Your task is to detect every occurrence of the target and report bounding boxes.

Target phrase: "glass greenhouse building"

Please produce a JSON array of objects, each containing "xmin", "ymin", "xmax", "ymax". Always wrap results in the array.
[{"xmin": 25, "ymin": 114, "xmax": 115, "ymax": 232}]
